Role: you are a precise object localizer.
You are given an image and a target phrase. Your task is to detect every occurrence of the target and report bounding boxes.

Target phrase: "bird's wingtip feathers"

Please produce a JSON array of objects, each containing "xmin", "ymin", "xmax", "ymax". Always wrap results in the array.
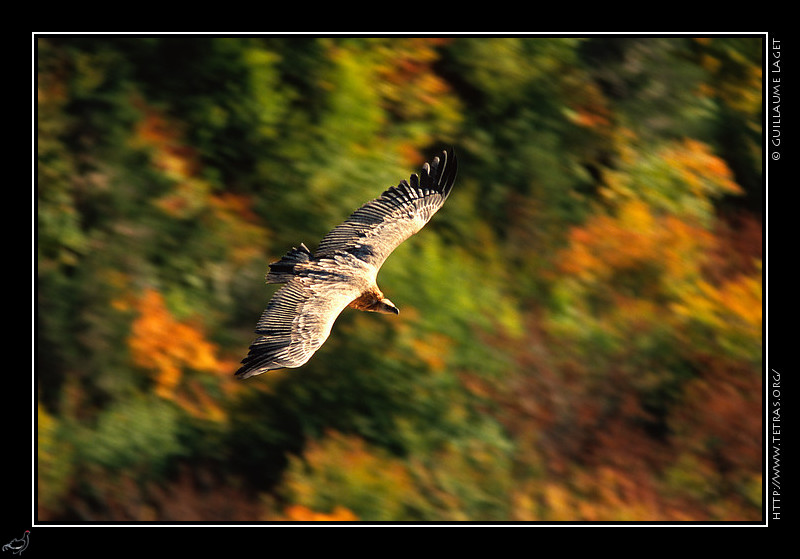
[
  {"xmin": 434, "ymin": 147, "xmax": 457, "ymax": 199},
  {"xmin": 235, "ymin": 357, "xmax": 286, "ymax": 379},
  {"xmin": 413, "ymin": 147, "xmax": 457, "ymax": 196}
]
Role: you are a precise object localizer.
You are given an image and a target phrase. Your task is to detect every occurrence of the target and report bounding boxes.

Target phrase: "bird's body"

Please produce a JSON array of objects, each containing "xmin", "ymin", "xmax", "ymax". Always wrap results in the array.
[{"xmin": 236, "ymin": 149, "xmax": 457, "ymax": 379}]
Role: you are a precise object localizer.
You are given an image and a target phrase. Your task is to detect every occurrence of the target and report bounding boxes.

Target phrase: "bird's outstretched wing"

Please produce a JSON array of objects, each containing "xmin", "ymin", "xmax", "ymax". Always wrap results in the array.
[
  {"xmin": 314, "ymin": 148, "xmax": 457, "ymax": 268},
  {"xmin": 235, "ymin": 268, "xmax": 362, "ymax": 379}
]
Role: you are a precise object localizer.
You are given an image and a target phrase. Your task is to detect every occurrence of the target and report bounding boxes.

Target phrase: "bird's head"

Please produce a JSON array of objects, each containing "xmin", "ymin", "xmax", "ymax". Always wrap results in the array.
[{"xmin": 373, "ymin": 297, "xmax": 399, "ymax": 315}]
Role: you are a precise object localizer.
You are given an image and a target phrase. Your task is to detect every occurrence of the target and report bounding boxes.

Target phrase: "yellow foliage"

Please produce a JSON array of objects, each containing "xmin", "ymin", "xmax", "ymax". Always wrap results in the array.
[
  {"xmin": 601, "ymin": 138, "xmax": 743, "ymax": 227},
  {"xmin": 543, "ymin": 482, "xmax": 574, "ymax": 521},
  {"xmin": 409, "ymin": 332, "xmax": 452, "ymax": 372},
  {"xmin": 373, "ymin": 37, "xmax": 461, "ymax": 128},
  {"xmin": 672, "ymin": 261, "xmax": 762, "ymax": 360},
  {"xmin": 128, "ymin": 288, "xmax": 222, "ymax": 405},
  {"xmin": 513, "ymin": 466, "xmax": 705, "ymax": 521},
  {"xmin": 559, "ymin": 199, "xmax": 712, "ymax": 294},
  {"xmin": 284, "ymin": 431, "xmax": 418, "ymax": 521},
  {"xmin": 553, "ymin": 193, "xmax": 761, "ymax": 367},
  {"xmin": 37, "ymin": 403, "xmax": 73, "ymax": 512},
  {"xmin": 675, "ymin": 274, "xmax": 761, "ymax": 330},
  {"xmin": 661, "ymin": 139, "xmax": 742, "ymax": 198},
  {"xmin": 695, "ymin": 38, "xmax": 763, "ymax": 117}
]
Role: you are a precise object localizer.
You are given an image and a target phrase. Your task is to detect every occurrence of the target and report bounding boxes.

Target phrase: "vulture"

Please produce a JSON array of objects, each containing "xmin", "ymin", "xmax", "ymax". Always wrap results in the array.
[{"xmin": 236, "ymin": 148, "xmax": 458, "ymax": 379}]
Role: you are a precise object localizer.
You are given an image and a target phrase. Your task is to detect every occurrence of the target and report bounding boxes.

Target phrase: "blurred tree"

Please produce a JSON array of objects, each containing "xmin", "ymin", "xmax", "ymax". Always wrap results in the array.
[
  {"xmin": 282, "ymin": 431, "xmax": 421, "ymax": 521},
  {"xmin": 76, "ymin": 395, "xmax": 185, "ymax": 478},
  {"xmin": 37, "ymin": 403, "xmax": 74, "ymax": 513}
]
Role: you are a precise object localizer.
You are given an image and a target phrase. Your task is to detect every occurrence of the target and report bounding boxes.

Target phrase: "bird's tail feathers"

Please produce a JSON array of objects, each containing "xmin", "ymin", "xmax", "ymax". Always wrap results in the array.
[{"xmin": 266, "ymin": 243, "xmax": 312, "ymax": 283}]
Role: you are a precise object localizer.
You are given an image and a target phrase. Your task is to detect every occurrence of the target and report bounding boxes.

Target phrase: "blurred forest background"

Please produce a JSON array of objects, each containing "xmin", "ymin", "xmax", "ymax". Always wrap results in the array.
[{"xmin": 36, "ymin": 35, "xmax": 763, "ymax": 522}]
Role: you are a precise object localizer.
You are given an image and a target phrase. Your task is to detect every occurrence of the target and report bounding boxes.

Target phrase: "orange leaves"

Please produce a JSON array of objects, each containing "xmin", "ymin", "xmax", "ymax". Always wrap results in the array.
[
  {"xmin": 121, "ymin": 103, "xmax": 266, "ymax": 420},
  {"xmin": 674, "ymin": 270, "xmax": 762, "ymax": 332},
  {"xmin": 374, "ymin": 38, "xmax": 455, "ymax": 118},
  {"xmin": 542, "ymin": 128, "xmax": 762, "ymax": 520},
  {"xmin": 661, "ymin": 139, "xmax": 742, "ymax": 198},
  {"xmin": 134, "ymin": 102, "xmax": 269, "ymax": 255},
  {"xmin": 134, "ymin": 105, "xmax": 211, "ymax": 218},
  {"xmin": 128, "ymin": 289, "xmax": 222, "ymax": 404},
  {"xmin": 557, "ymin": 138, "xmax": 746, "ymax": 321},
  {"xmin": 135, "ymin": 107, "xmax": 198, "ymax": 178},
  {"xmin": 565, "ymin": 79, "xmax": 613, "ymax": 130},
  {"xmin": 570, "ymin": 108, "xmax": 611, "ymax": 129},
  {"xmin": 282, "ymin": 504, "xmax": 358, "ymax": 522},
  {"xmin": 559, "ymin": 199, "xmax": 712, "ymax": 295},
  {"xmin": 365, "ymin": 38, "xmax": 462, "ymax": 147},
  {"xmin": 555, "ymin": 193, "xmax": 761, "ymax": 366},
  {"xmin": 672, "ymin": 263, "xmax": 762, "ymax": 362},
  {"xmin": 561, "ymin": 200, "xmax": 655, "ymax": 276}
]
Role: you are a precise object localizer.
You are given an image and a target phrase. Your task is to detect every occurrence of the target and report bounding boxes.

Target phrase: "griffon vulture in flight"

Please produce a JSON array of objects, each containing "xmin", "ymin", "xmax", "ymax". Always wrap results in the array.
[{"xmin": 236, "ymin": 149, "xmax": 458, "ymax": 379}]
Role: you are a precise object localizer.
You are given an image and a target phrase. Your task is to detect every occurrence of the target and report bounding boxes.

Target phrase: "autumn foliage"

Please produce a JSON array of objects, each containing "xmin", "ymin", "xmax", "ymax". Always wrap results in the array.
[{"xmin": 36, "ymin": 36, "xmax": 763, "ymax": 523}]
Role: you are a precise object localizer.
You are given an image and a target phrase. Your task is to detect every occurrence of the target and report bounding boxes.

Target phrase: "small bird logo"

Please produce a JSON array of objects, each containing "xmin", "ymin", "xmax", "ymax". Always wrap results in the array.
[{"xmin": 2, "ymin": 531, "xmax": 29, "ymax": 555}]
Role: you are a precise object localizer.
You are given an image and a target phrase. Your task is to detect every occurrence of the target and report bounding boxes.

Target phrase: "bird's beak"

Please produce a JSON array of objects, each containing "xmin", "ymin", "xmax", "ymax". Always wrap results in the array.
[{"xmin": 380, "ymin": 299, "xmax": 399, "ymax": 315}]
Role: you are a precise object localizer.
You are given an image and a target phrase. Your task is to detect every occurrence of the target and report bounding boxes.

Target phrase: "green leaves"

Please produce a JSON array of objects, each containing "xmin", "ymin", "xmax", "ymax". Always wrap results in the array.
[{"xmin": 77, "ymin": 396, "xmax": 184, "ymax": 475}]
